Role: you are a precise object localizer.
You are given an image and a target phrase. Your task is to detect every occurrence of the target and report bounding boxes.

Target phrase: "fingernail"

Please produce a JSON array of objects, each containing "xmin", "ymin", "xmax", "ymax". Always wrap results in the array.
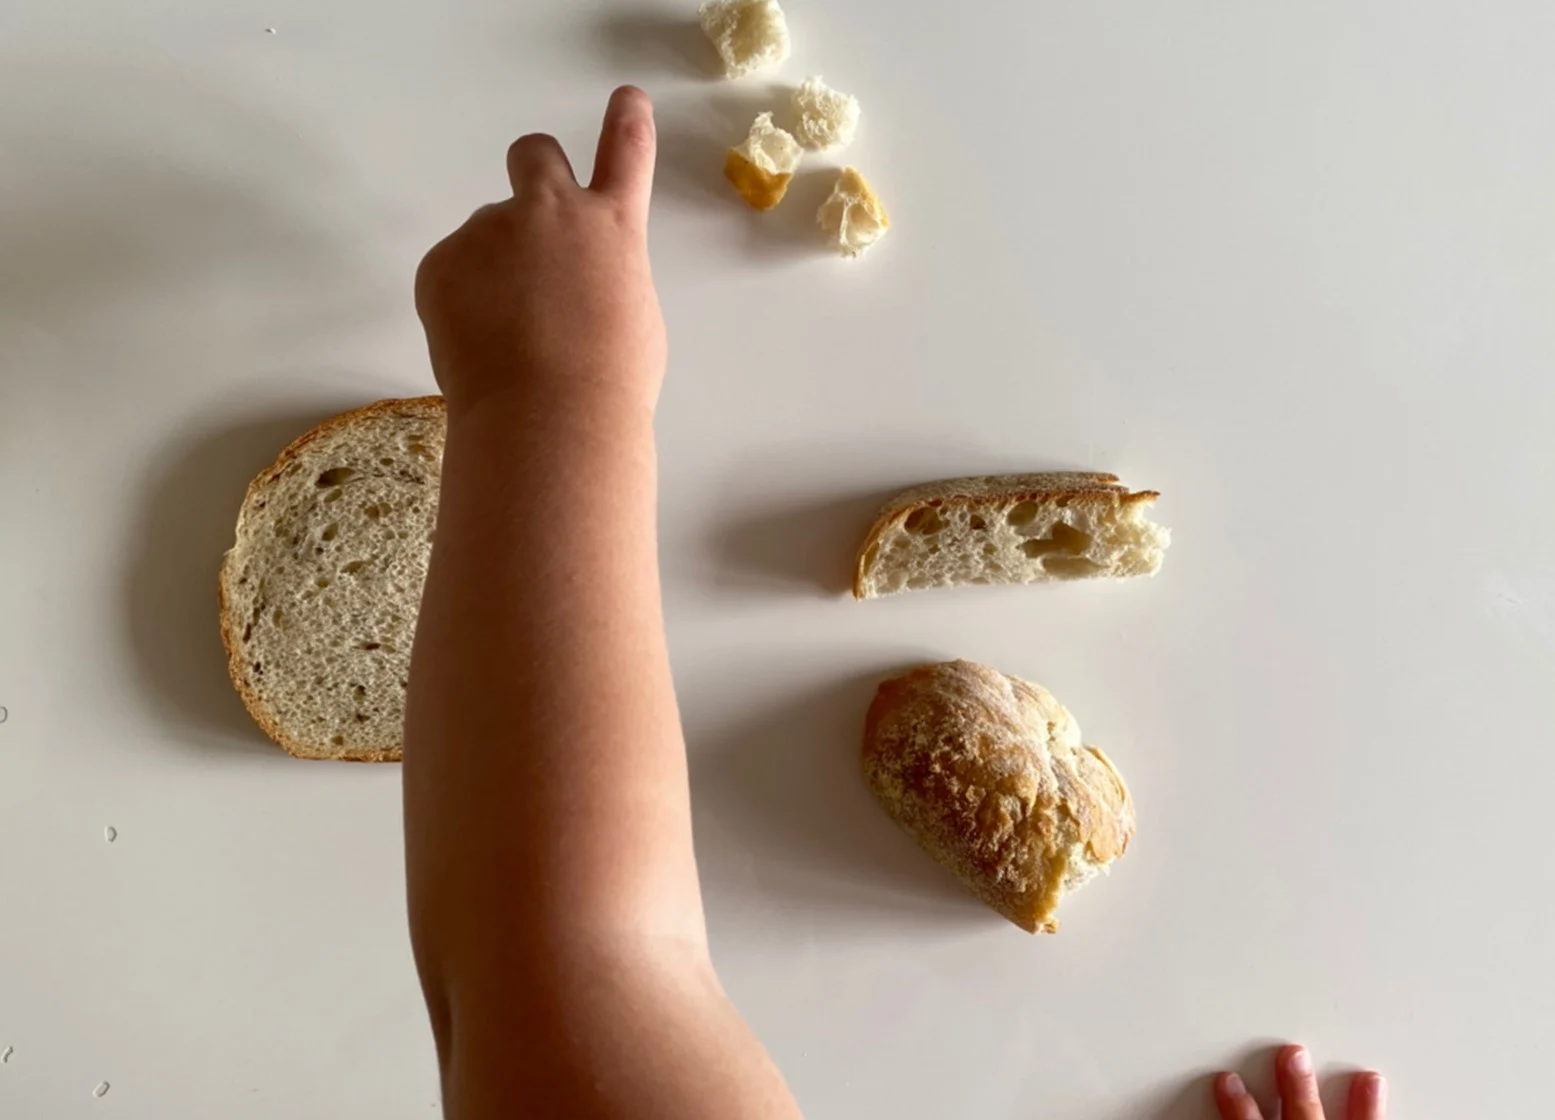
[
  {"xmin": 1222, "ymin": 1073, "xmax": 1248, "ymax": 1097},
  {"xmin": 1290, "ymin": 1046, "xmax": 1313, "ymax": 1075},
  {"xmin": 1367, "ymin": 1074, "xmax": 1387, "ymax": 1105}
]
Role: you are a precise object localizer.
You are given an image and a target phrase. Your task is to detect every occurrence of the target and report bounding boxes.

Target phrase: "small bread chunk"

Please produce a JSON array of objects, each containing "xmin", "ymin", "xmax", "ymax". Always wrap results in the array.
[
  {"xmin": 699, "ymin": 0, "xmax": 790, "ymax": 79},
  {"xmin": 219, "ymin": 398, "xmax": 445, "ymax": 761},
  {"xmin": 854, "ymin": 472, "xmax": 1169, "ymax": 599},
  {"xmin": 792, "ymin": 76, "xmax": 860, "ymax": 150},
  {"xmin": 864, "ymin": 661, "xmax": 1136, "ymax": 933},
  {"xmin": 817, "ymin": 167, "xmax": 889, "ymax": 257},
  {"xmin": 724, "ymin": 112, "xmax": 802, "ymax": 211}
]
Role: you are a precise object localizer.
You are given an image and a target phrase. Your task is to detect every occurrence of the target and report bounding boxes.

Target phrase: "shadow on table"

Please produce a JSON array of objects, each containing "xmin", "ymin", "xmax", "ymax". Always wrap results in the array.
[
  {"xmin": 120, "ymin": 404, "xmax": 358, "ymax": 755},
  {"xmin": 704, "ymin": 486, "xmax": 894, "ymax": 598},
  {"xmin": 592, "ymin": 6, "xmax": 721, "ymax": 81},
  {"xmin": 689, "ymin": 664, "xmax": 987, "ymax": 931}
]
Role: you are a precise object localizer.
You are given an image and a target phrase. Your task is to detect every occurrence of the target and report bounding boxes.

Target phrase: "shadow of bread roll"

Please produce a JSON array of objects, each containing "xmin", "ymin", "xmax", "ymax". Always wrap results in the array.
[{"xmin": 863, "ymin": 660, "xmax": 1135, "ymax": 933}]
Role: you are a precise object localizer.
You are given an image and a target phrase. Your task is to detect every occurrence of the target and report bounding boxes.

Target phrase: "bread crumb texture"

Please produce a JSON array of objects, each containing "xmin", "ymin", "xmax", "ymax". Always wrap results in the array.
[
  {"xmin": 218, "ymin": 397, "xmax": 445, "ymax": 761},
  {"xmin": 725, "ymin": 111, "xmax": 802, "ymax": 210},
  {"xmin": 792, "ymin": 76, "xmax": 861, "ymax": 150},
  {"xmin": 863, "ymin": 661, "xmax": 1136, "ymax": 933},
  {"xmin": 817, "ymin": 167, "xmax": 889, "ymax": 257},
  {"xmin": 854, "ymin": 472, "xmax": 1169, "ymax": 598},
  {"xmin": 700, "ymin": 0, "xmax": 790, "ymax": 79}
]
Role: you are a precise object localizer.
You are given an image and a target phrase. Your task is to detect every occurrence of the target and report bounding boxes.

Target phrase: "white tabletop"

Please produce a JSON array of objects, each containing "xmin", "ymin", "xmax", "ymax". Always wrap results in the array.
[{"xmin": 2, "ymin": 2, "xmax": 1551, "ymax": 1117}]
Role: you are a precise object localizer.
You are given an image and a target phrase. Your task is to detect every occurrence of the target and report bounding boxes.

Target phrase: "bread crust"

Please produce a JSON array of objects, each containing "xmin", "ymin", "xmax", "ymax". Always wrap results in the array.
[
  {"xmin": 217, "ymin": 396, "xmax": 445, "ymax": 761},
  {"xmin": 724, "ymin": 150, "xmax": 793, "ymax": 211},
  {"xmin": 852, "ymin": 472, "xmax": 1161, "ymax": 599},
  {"xmin": 862, "ymin": 660, "xmax": 1135, "ymax": 933}
]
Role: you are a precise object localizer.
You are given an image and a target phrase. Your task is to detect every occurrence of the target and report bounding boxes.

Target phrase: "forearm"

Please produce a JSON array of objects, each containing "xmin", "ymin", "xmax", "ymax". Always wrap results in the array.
[{"xmin": 403, "ymin": 383, "xmax": 705, "ymax": 997}]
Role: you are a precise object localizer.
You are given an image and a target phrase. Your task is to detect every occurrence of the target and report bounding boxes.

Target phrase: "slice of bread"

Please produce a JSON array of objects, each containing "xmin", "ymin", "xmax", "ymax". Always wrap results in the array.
[
  {"xmin": 792, "ymin": 76, "xmax": 860, "ymax": 150},
  {"xmin": 724, "ymin": 112, "xmax": 802, "ymax": 211},
  {"xmin": 817, "ymin": 167, "xmax": 889, "ymax": 257},
  {"xmin": 699, "ymin": 0, "xmax": 790, "ymax": 79},
  {"xmin": 853, "ymin": 472, "xmax": 1168, "ymax": 599},
  {"xmin": 863, "ymin": 660, "xmax": 1135, "ymax": 933},
  {"xmin": 218, "ymin": 397, "xmax": 445, "ymax": 761}
]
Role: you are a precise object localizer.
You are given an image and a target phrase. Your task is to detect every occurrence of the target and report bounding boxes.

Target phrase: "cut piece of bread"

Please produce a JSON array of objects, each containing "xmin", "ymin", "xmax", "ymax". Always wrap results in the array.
[
  {"xmin": 817, "ymin": 167, "xmax": 889, "ymax": 257},
  {"xmin": 724, "ymin": 112, "xmax": 802, "ymax": 211},
  {"xmin": 218, "ymin": 397, "xmax": 445, "ymax": 761},
  {"xmin": 792, "ymin": 76, "xmax": 860, "ymax": 150},
  {"xmin": 699, "ymin": 0, "xmax": 790, "ymax": 79},
  {"xmin": 853, "ymin": 472, "xmax": 1168, "ymax": 599},
  {"xmin": 863, "ymin": 660, "xmax": 1136, "ymax": 933}
]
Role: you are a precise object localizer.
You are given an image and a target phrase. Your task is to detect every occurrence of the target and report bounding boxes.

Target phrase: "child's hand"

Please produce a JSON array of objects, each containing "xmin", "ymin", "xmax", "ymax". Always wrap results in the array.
[
  {"xmin": 414, "ymin": 86, "xmax": 665, "ymax": 418},
  {"xmin": 1215, "ymin": 1045, "xmax": 1386, "ymax": 1120}
]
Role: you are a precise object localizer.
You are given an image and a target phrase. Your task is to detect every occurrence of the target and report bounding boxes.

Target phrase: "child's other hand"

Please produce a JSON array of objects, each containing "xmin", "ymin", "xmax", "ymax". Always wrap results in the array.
[
  {"xmin": 415, "ymin": 86, "xmax": 665, "ymax": 419},
  {"xmin": 1215, "ymin": 1045, "xmax": 1386, "ymax": 1120}
]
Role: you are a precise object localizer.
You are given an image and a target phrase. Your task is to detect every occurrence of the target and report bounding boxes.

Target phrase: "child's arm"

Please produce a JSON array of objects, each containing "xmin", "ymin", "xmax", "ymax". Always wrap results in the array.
[{"xmin": 403, "ymin": 87, "xmax": 802, "ymax": 1120}]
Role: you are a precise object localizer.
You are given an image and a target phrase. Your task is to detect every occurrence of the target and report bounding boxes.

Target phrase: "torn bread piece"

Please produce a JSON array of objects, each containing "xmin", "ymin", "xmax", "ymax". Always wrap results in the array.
[
  {"xmin": 724, "ymin": 112, "xmax": 802, "ymax": 211},
  {"xmin": 817, "ymin": 167, "xmax": 889, "ymax": 257},
  {"xmin": 853, "ymin": 472, "xmax": 1169, "ymax": 599},
  {"xmin": 792, "ymin": 76, "xmax": 861, "ymax": 150},
  {"xmin": 864, "ymin": 660, "xmax": 1136, "ymax": 933},
  {"xmin": 699, "ymin": 0, "xmax": 791, "ymax": 79}
]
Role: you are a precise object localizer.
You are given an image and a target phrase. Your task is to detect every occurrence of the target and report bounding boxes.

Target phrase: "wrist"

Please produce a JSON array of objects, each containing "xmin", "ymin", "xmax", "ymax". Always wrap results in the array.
[{"xmin": 443, "ymin": 375, "xmax": 657, "ymax": 441}]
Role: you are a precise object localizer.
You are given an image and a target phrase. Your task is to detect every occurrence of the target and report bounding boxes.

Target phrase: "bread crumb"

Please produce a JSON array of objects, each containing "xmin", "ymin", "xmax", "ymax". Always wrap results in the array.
[
  {"xmin": 792, "ymin": 76, "xmax": 860, "ymax": 151},
  {"xmin": 817, "ymin": 167, "xmax": 889, "ymax": 257},
  {"xmin": 725, "ymin": 112, "xmax": 802, "ymax": 211},
  {"xmin": 699, "ymin": 0, "xmax": 790, "ymax": 79}
]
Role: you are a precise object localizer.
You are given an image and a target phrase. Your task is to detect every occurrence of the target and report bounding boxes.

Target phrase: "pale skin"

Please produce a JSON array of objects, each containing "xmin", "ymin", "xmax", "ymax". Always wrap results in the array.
[{"xmin": 403, "ymin": 85, "xmax": 1388, "ymax": 1120}]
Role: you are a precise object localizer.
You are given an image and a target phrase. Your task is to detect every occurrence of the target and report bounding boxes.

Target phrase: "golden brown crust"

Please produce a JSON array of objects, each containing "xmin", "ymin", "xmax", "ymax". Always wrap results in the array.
[
  {"xmin": 724, "ymin": 150, "xmax": 793, "ymax": 211},
  {"xmin": 851, "ymin": 472, "xmax": 1161, "ymax": 598},
  {"xmin": 217, "ymin": 396, "xmax": 445, "ymax": 762},
  {"xmin": 862, "ymin": 661, "xmax": 1136, "ymax": 933}
]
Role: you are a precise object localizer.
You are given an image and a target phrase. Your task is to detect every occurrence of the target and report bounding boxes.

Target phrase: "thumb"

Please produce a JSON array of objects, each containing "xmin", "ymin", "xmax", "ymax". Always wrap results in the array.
[{"xmin": 589, "ymin": 86, "xmax": 656, "ymax": 218}]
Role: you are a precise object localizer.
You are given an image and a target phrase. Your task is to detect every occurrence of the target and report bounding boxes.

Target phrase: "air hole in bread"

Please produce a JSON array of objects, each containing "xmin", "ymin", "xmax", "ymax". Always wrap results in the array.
[
  {"xmin": 320, "ymin": 523, "xmax": 338, "ymax": 542},
  {"xmin": 272, "ymin": 608, "xmax": 283, "ymax": 625},
  {"xmin": 361, "ymin": 641, "xmax": 382, "ymax": 652},
  {"xmin": 242, "ymin": 622, "xmax": 253, "ymax": 643},
  {"xmin": 1049, "ymin": 522, "xmax": 1093, "ymax": 551},
  {"xmin": 1041, "ymin": 556, "xmax": 1106, "ymax": 578},
  {"xmin": 331, "ymin": 735, "xmax": 345, "ymax": 747},
  {"xmin": 903, "ymin": 507, "xmax": 946, "ymax": 535},
  {"xmin": 1007, "ymin": 501, "xmax": 1040, "ymax": 527},
  {"xmin": 906, "ymin": 575, "xmax": 935, "ymax": 590},
  {"xmin": 316, "ymin": 467, "xmax": 357, "ymax": 487},
  {"xmin": 969, "ymin": 515, "xmax": 987, "ymax": 531},
  {"xmin": 353, "ymin": 685, "xmax": 367, "ymax": 701},
  {"xmin": 379, "ymin": 457, "xmax": 394, "ymax": 466},
  {"xmin": 315, "ymin": 576, "xmax": 331, "ymax": 589},
  {"xmin": 364, "ymin": 504, "xmax": 382, "ymax": 521},
  {"xmin": 341, "ymin": 560, "xmax": 368, "ymax": 575},
  {"xmin": 1021, "ymin": 522, "xmax": 1094, "ymax": 559},
  {"xmin": 354, "ymin": 713, "xmax": 368, "ymax": 723},
  {"xmin": 323, "ymin": 488, "xmax": 343, "ymax": 504}
]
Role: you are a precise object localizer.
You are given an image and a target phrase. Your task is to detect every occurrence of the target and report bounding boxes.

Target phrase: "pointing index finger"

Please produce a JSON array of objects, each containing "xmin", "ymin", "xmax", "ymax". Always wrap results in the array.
[{"xmin": 590, "ymin": 86, "xmax": 656, "ymax": 216}]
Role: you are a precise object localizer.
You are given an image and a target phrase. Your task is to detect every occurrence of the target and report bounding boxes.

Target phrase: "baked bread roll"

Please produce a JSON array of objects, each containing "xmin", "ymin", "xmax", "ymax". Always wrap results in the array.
[
  {"xmin": 863, "ymin": 660, "xmax": 1135, "ymax": 933},
  {"xmin": 219, "ymin": 397, "xmax": 444, "ymax": 760},
  {"xmin": 853, "ymin": 472, "xmax": 1168, "ymax": 599}
]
